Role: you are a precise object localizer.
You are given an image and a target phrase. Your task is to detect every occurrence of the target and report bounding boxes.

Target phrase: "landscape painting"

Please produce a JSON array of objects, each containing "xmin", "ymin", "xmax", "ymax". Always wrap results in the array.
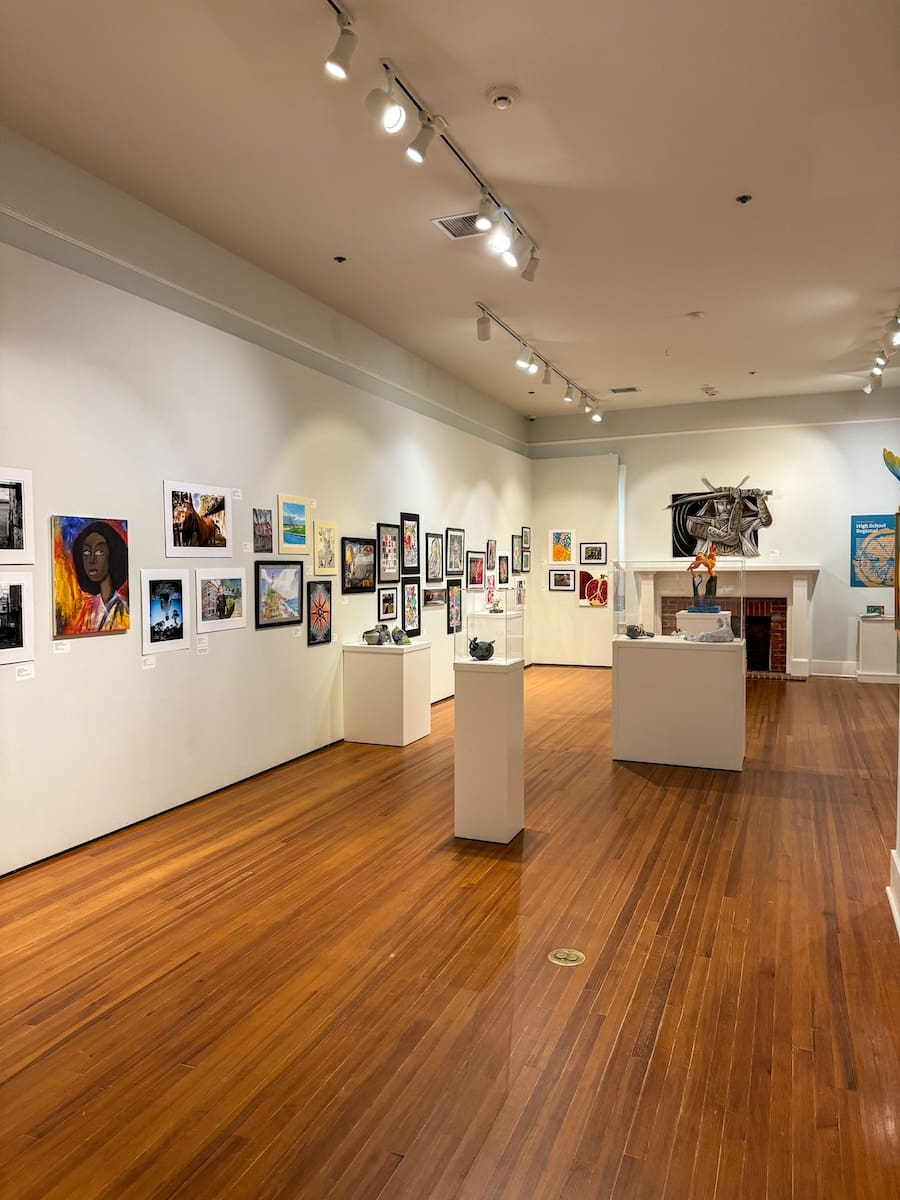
[{"xmin": 277, "ymin": 494, "xmax": 310, "ymax": 554}]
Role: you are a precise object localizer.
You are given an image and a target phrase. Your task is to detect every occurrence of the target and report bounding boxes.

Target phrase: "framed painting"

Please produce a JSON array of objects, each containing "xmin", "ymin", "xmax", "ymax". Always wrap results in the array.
[
  {"xmin": 277, "ymin": 494, "xmax": 311, "ymax": 555},
  {"xmin": 466, "ymin": 550, "xmax": 485, "ymax": 590},
  {"xmin": 423, "ymin": 587, "xmax": 446, "ymax": 608},
  {"xmin": 377, "ymin": 522, "xmax": 401, "ymax": 583},
  {"xmin": 549, "ymin": 567, "xmax": 576, "ymax": 592},
  {"xmin": 141, "ymin": 569, "xmax": 191, "ymax": 655},
  {"xmin": 578, "ymin": 570, "xmax": 609, "ymax": 607},
  {"xmin": 402, "ymin": 576, "xmax": 421, "ymax": 637},
  {"xmin": 195, "ymin": 568, "xmax": 247, "ymax": 631},
  {"xmin": 307, "ymin": 580, "xmax": 332, "ymax": 645},
  {"xmin": 252, "ymin": 507, "xmax": 273, "ymax": 554},
  {"xmin": 447, "ymin": 579, "xmax": 463, "ymax": 633},
  {"xmin": 580, "ymin": 541, "xmax": 608, "ymax": 566},
  {"xmin": 445, "ymin": 527, "xmax": 465, "ymax": 576},
  {"xmin": 515, "ymin": 579, "xmax": 527, "ymax": 607},
  {"xmin": 0, "ymin": 572, "xmax": 35, "ymax": 666},
  {"xmin": 522, "ymin": 549, "xmax": 532, "ymax": 573},
  {"xmin": 164, "ymin": 480, "xmax": 231, "ymax": 558},
  {"xmin": 0, "ymin": 467, "xmax": 34, "ymax": 564},
  {"xmin": 485, "ymin": 539, "xmax": 497, "ymax": 571},
  {"xmin": 401, "ymin": 512, "xmax": 420, "ymax": 575},
  {"xmin": 52, "ymin": 515, "xmax": 130, "ymax": 638},
  {"xmin": 378, "ymin": 586, "xmax": 398, "ymax": 622},
  {"xmin": 341, "ymin": 536, "xmax": 376, "ymax": 593},
  {"xmin": 521, "ymin": 525, "xmax": 532, "ymax": 552},
  {"xmin": 549, "ymin": 529, "xmax": 575, "ymax": 564},
  {"xmin": 498, "ymin": 554, "xmax": 509, "ymax": 586},
  {"xmin": 313, "ymin": 521, "xmax": 338, "ymax": 575},
  {"xmin": 255, "ymin": 560, "xmax": 303, "ymax": 629},
  {"xmin": 511, "ymin": 534, "xmax": 523, "ymax": 574},
  {"xmin": 425, "ymin": 531, "xmax": 444, "ymax": 583}
]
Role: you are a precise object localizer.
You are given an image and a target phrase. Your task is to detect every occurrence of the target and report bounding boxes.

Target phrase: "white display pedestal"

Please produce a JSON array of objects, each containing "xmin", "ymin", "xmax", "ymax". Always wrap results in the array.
[
  {"xmin": 453, "ymin": 658, "xmax": 524, "ymax": 842},
  {"xmin": 342, "ymin": 641, "xmax": 431, "ymax": 746},
  {"xmin": 856, "ymin": 617, "xmax": 899, "ymax": 684},
  {"xmin": 676, "ymin": 609, "xmax": 732, "ymax": 636},
  {"xmin": 612, "ymin": 636, "xmax": 746, "ymax": 771}
]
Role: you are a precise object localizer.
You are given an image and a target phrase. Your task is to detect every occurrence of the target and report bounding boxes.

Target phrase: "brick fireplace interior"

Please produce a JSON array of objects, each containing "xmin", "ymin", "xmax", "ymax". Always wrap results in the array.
[{"xmin": 660, "ymin": 596, "xmax": 788, "ymax": 674}]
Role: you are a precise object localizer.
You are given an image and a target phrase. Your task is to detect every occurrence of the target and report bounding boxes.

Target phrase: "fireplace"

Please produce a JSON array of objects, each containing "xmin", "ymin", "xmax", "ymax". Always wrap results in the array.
[{"xmin": 659, "ymin": 595, "xmax": 788, "ymax": 674}]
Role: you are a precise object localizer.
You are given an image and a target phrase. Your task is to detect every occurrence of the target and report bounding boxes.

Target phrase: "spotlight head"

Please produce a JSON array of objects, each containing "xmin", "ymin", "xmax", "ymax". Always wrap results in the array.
[
  {"xmin": 563, "ymin": 384, "xmax": 575, "ymax": 403},
  {"xmin": 365, "ymin": 78, "xmax": 406, "ymax": 134},
  {"xmin": 591, "ymin": 411, "xmax": 603, "ymax": 423},
  {"xmin": 892, "ymin": 329, "xmax": 900, "ymax": 347},
  {"xmin": 874, "ymin": 351, "xmax": 887, "ymax": 367},
  {"xmin": 526, "ymin": 353, "xmax": 539, "ymax": 376},
  {"xmin": 871, "ymin": 364, "xmax": 884, "ymax": 376},
  {"xmin": 542, "ymin": 363, "xmax": 553, "ymax": 386},
  {"xmin": 515, "ymin": 344, "xmax": 531, "ymax": 370},
  {"xmin": 476, "ymin": 314, "xmax": 491, "ymax": 342},
  {"xmin": 324, "ymin": 17, "xmax": 357, "ymax": 80},
  {"xmin": 475, "ymin": 190, "xmax": 495, "ymax": 232},
  {"xmin": 487, "ymin": 214, "xmax": 513, "ymax": 254},
  {"xmin": 406, "ymin": 118, "xmax": 436, "ymax": 164},
  {"xmin": 502, "ymin": 233, "xmax": 530, "ymax": 270},
  {"xmin": 862, "ymin": 381, "xmax": 874, "ymax": 395},
  {"xmin": 521, "ymin": 249, "xmax": 540, "ymax": 282}
]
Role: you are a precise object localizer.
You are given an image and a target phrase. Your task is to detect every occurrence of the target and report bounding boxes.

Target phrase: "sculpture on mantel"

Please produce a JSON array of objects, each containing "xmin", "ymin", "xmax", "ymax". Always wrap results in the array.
[
  {"xmin": 669, "ymin": 475, "xmax": 773, "ymax": 557},
  {"xmin": 687, "ymin": 543, "xmax": 720, "ymax": 612}
]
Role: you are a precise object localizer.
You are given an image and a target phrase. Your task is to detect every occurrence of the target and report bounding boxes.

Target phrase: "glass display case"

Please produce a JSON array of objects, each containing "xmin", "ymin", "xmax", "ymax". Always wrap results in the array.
[
  {"xmin": 454, "ymin": 588, "xmax": 525, "ymax": 664},
  {"xmin": 613, "ymin": 557, "xmax": 746, "ymax": 643}
]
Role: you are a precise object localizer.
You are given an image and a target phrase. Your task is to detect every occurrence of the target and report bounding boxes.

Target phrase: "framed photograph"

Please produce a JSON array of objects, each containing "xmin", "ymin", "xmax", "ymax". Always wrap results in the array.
[
  {"xmin": 402, "ymin": 576, "xmax": 421, "ymax": 637},
  {"xmin": 341, "ymin": 536, "xmax": 376, "ymax": 593},
  {"xmin": 511, "ymin": 534, "xmax": 523, "ymax": 574},
  {"xmin": 423, "ymin": 587, "xmax": 446, "ymax": 608},
  {"xmin": 307, "ymin": 580, "xmax": 332, "ymax": 645},
  {"xmin": 0, "ymin": 572, "xmax": 35, "ymax": 666},
  {"xmin": 580, "ymin": 541, "xmax": 608, "ymax": 566},
  {"xmin": 141, "ymin": 569, "xmax": 190, "ymax": 655},
  {"xmin": 864, "ymin": 603, "xmax": 885, "ymax": 617},
  {"xmin": 578, "ymin": 569, "xmax": 609, "ymax": 608},
  {"xmin": 445, "ymin": 527, "xmax": 465, "ymax": 576},
  {"xmin": 377, "ymin": 522, "xmax": 401, "ymax": 583},
  {"xmin": 521, "ymin": 525, "xmax": 532, "ymax": 552},
  {"xmin": 255, "ymin": 560, "xmax": 303, "ymax": 629},
  {"xmin": 515, "ymin": 579, "xmax": 527, "ymax": 607},
  {"xmin": 549, "ymin": 529, "xmax": 575, "ymax": 564},
  {"xmin": 522, "ymin": 549, "xmax": 532, "ymax": 573},
  {"xmin": 485, "ymin": 539, "xmax": 497, "ymax": 571},
  {"xmin": 195, "ymin": 568, "xmax": 247, "ymax": 631},
  {"xmin": 276, "ymin": 494, "xmax": 310, "ymax": 555},
  {"xmin": 313, "ymin": 521, "xmax": 338, "ymax": 576},
  {"xmin": 164, "ymin": 480, "xmax": 231, "ymax": 558},
  {"xmin": 378, "ymin": 586, "xmax": 398, "ymax": 622},
  {"xmin": 0, "ymin": 467, "xmax": 34, "ymax": 564},
  {"xmin": 52, "ymin": 515, "xmax": 130, "ymax": 638},
  {"xmin": 425, "ymin": 531, "xmax": 444, "ymax": 583},
  {"xmin": 498, "ymin": 555, "xmax": 509, "ymax": 586},
  {"xmin": 549, "ymin": 567, "xmax": 576, "ymax": 591},
  {"xmin": 447, "ymin": 579, "xmax": 463, "ymax": 633},
  {"xmin": 466, "ymin": 550, "xmax": 485, "ymax": 590},
  {"xmin": 401, "ymin": 512, "xmax": 420, "ymax": 575},
  {"xmin": 252, "ymin": 507, "xmax": 273, "ymax": 554}
]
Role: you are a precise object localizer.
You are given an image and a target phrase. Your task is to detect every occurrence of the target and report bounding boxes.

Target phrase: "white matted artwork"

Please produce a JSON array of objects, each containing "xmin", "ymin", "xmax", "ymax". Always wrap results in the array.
[
  {"xmin": 549, "ymin": 529, "xmax": 575, "ymax": 564},
  {"xmin": 313, "ymin": 520, "xmax": 338, "ymax": 575},
  {"xmin": 164, "ymin": 480, "xmax": 232, "ymax": 558},
  {"xmin": 0, "ymin": 467, "xmax": 35, "ymax": 564},
  {"xmin": 141, "ymin": 569, "xmax": 192, "ymax": 655},
  {"xmin": 195, "ymin": 567, "xmax": 247, "ymax": 632},
  {"xmin": 0, "ymin": 572, "xmax": 35, "ymax": 665}
]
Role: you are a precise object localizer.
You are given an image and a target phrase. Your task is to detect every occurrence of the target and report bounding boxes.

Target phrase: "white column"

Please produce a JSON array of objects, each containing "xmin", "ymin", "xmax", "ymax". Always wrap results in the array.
[{"xmin": 789, "ymin": 572, "xmax": 812, "ymax": 679}]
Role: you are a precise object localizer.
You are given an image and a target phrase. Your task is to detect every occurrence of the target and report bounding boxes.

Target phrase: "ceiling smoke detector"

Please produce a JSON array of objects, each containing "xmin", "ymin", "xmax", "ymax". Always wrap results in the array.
[{"xmin": 486, "ymin": 85, "xmax": 520, "ymax": 110}]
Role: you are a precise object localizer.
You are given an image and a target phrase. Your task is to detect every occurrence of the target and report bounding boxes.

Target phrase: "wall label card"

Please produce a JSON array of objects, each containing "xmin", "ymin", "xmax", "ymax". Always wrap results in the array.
[
  {"xmin": 15, "ymin": 663, "xmax": 35, "ymax": 681},
  {"xmin": 52, "ymin": 641, "xmax": 71, "ymax": 655}
]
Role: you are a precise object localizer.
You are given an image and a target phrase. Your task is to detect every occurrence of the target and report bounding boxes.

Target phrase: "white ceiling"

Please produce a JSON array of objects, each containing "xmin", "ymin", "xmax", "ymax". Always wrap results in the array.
[{"xmin": 1, "ymin": 0, "xmax": 899, "ymax": 418}]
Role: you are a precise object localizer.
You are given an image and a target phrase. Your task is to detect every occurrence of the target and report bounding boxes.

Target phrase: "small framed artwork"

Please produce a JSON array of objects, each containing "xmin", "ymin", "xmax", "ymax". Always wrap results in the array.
[
  {"xmin": 277, "ymin": 494, "xmax": 311, "ymax": 555},
  {"xmin": 377, "ymin": 522, "xmax": 401, "ymax": 583},
  {"xmin": 0, "ymin": 572, "xmax": 35, "ymax": 665},
  {"xmin": 402, "ymin": 576, "xmax": 421, "ymax": 637},
  {"xmin": 515, "ymin": 579, "xmax": 527, "ymax": 608},
  {"xmin": 313, "ymin": 521, "xmax": 338, "ymax": 575},
  {"xmin": 578, "ymin": 570, "xmax": 608, "ymax": 607},
  {"xmin": 511, "ymin": 534, "xmax": 523, "ymax": 574},
  {"xmin": 255, "ymin": 560, "xmax": 303, "ymax": 629},
  {"xmin": 521, "ymin": 526, "xmax": 532, "ymax": 552},
  {"xmin": 341, "ymin": 536, "xmax": 376, "ymax": 593},
  {"xmin": 252, "ymin": 508, "xmax": 273, "ymax": 554},
  {"xmin": 423, "ymin": 587, "xmax": 446, "ymax": 608},
  {"xmin": 195, "ymin": 568, "xmax": 247, "ymax": 631},
  {"xmin": 164, "ymin": 480, "xmax": 232, "ymax": 558},
  {"xmin": 466, "ymin": 550, "xmax": 485, "ymax": 590},
  {"xmin": 549, "ymin": 568, "xmax": 576, "ymax": 591},
  {"xmin": 401, "ymin": 512, "xmax": 420, "ymax": 575},
  {"xmin": 52, "ymin": 515, "xmax": 130, "ymax": 638},
  {"xmin": 0, "ymin": 467, "xmax": 35, "ymax": 564},
  {"xmin": 425, "ymin": 531, "xmax": 444, "ymax": 583},
  {"xmin": 141, "ymin": 569, "xmax": 191, "ymax": 655},
  {"xmin": 498, "ymin": 554, "xmax": 509, "ymax": 586},
  {"xmin": 445, "ymin": 527, "xmax": 465, "ymax": 576},
  {"xmin": 307, "ymin": 580, "xmax": 332, "ymax": 645},
  {"xmin": 378, "ymin": 586, "xmax": 398, "ymax": 622},
  {"xmin": 865, "ymin": 604, "xmax": 885, "ymax": 617},
  {"xmin": 522, "ymin": 549, "xmax": 532, "ymax": 573},
  {"xmin": 580, "ymin": 541, "xmax": 608, "ymax": 566},
  {"xmin": 486, "ymin": 539, "xmax": 497, "ymax": 571},
  {"xmin": 549, "ymin": 529, "xmax": 575, "ymax": 563},
  {"xmin": 447, "ymin": 579, "xmax": 463, "ymax": 633}
]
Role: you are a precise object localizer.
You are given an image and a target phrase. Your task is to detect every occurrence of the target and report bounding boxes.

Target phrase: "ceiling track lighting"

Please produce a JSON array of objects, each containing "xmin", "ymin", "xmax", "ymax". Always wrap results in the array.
[
  {"xmin": 324, "ymin": 9, "xmax": 357, "ymax": 80},
  {"xmin": 521, "ymin": 248, "xmax": 540, "ymax": 283},
  {"xmin": 365, "ymin": 63, "xmax": 406, "ymax": 133},
  {"xmin": 476, "ymin": 313, "xmax": 492, "ymax": 342},
  {"xmin": 406, "ymin": 114, "xmax": 445, "ymax": 164}
]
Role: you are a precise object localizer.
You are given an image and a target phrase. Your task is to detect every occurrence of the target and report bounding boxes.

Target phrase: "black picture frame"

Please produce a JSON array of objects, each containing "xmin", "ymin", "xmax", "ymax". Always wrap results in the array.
[
  {"xmin": 254, "ymin": 560, "xmax": 303, "ymax": 629},
  {"xmin": 401, "ymin": 512, "xmax": 420, "ymax": 576},
  {"xmin": 378, "ymin": 586, "xmax": 398, "ymax": 622},
  {"xmin": 549, "ymin": 567, "xmax": 576, "ymax": 591},
  {"xmin": 307, "ymin": 579, "xmax": 332, "ymax": 645},
  {"xmin": 511, "ymin": 534, "xmax": 523, "ymax": 574},
  {"xmin": 521, "ymin": 525, "xmax": 532, "ymax": 551},
  {"xmin": 485, "ymin": 539, "xmax": 496, "ymax": 571},
  {"xmin": 498, "ymin": 554, "xmax": 509, "ymax": 586},
  {"xmin": 445, "ymin": 527, "xmax": 465, "ymax": 576},
  {"xmin": 402, "ymin": 576, "xmax": 421, "ymax": 637},
  {"xmin": 446, "ymin": 579, "xmax": 463, "ymax": 633},
  {"xmin": 466, "ymin": 550, "xmax": 485, "ymax": 590},
  {"xmin": 376, "ymin": 522, "xmax": 400, "ymax": 583},
  {"xmin": 579, "ymin": 541, "xmax": 608, "ymax": 566},
  {"xmin": 341, "ymin": 536, "xmax": 376, "ymax": 594},
  {"xmin": 522, "ymin": 549, "xmax": 531, "ymax": 573},
  {"xmin": 425, "ymin": 531, "xmax": 444, "ymax": 583}
]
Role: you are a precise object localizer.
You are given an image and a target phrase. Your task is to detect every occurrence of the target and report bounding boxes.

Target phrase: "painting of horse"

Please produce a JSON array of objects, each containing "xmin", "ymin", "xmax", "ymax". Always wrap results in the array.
[{"xmin": 164, "ymin": 480, "xmax": 232, "ymax": 558}]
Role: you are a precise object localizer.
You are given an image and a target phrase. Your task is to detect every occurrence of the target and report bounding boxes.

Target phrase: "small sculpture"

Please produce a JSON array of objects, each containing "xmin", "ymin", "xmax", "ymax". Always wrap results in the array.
[
  {"xmin": 687, "ymin": 542, "xmax": 720, "ymax": 611},
  {"xmin": 391, "ymin": 625, "xmax": 410, "ymax": 645},
  {"xmin": 685, "ymin": 614, "xmax": 734, "ymax": 643},
  {"xmin": 363, "ymin": 623, "xmax": 392, "ymax": 645},
  {"xmin": 469, "ymin": 636, "xmax": 495, "ymax": 660},
  {"xmin": 625, "ymin": 624, "xmax": 655, "ymax": 639},
  {"xmin": 489, "ymin": 598, "xmax": 504, "ymax": 614}
]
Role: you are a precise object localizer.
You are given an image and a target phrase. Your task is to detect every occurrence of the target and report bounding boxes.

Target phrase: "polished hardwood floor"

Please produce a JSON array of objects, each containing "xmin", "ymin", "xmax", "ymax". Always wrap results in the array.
[{"xmin": 2, "ymin": 669, "xmax": 899, "ymax": 1199}]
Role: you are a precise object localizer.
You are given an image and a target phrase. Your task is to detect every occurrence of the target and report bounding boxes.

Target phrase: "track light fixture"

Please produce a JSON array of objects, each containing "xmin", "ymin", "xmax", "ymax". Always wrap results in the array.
[
  {"xmin": 521, "ymin": 249, "xmax": 540, "ymax": 283},
  {"xmin": 526, "ymin": 353, "xmax": 539, "ymax": 376},
  {"xmin": 502, "ymin": 233, "xmax": 531, "ymax": 270},
  {"xmin": 591, "ymin": 410, "xmax": 603, "ymax": 423},
  {"xmin": 563, "ymin": 384, "xmax": 576, "ymax": 403},
  {"xmin": 406, "ymin": 115, "xmax": 441, "ymax": 164},
  {"xmin": 324, "ymin": 12, "xmax": 357, "ymax": 80},
  {"xmin": 475, "ymin": 190, "xmax": 495, "ymax": 232},
  {"xmin": 515, "ymin": 343, "xmax": 531, "ymax": 370},
  {"xmin": 874, "ymin": 351, "xmax": 887, "ymax": 368},
  {"xmin": 862, "ymin": 381, "xmax": 874, "ymax": 395},
  {"xmin": 365, "ymin": 66, "xmax": 406, "ymax": 133},
  {"xmin": 476, "ymin": 313, "xmax": 491, "ymax": 342},
  {"xmin": 542, "ymin": 363, "xmax": 553, "ymax": 386},
  {"xmin": 487, "ymin": 213, "xmax": 514, "ymax": 255},
  {"xmin": 871, "ymin": 363, "xmax": 884, "ymax": 377}
]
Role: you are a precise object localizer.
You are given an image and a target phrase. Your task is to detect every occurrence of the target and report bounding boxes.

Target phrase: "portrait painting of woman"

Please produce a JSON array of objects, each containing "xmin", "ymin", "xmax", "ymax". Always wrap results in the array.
[{"xmin": 52, "ymin": 516, "xmax": 130, "ymax": 637}]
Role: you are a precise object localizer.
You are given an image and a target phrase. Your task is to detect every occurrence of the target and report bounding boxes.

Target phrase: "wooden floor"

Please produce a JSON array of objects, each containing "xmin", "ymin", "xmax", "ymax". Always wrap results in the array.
[{"xmin": 2, "ymin": 670, "xmax": 899, "ymax": 1199}]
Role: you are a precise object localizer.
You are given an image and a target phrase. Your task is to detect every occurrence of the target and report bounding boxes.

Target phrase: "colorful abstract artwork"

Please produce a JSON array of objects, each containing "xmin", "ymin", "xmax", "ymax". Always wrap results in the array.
[
  {"xmin": 401, "ymin": 512, "xmax": 420, "ymax": 575},
  {"xmin": 0, "ymin": 573, "xmax": 34, "ymax": 665},
  {"xmin": 578, "ymin": 570, "xmax": 608, "ymax": 607},
  {"xmin": 447, "ymin": 580, "xmax": 462, "ymax": 633},
  {"xmin": 141, "ymin": 569, "xmax": 190, "ymax": 655},
  {"xmin": 341, "ymin": 537, "xmax": 376, "ymax": 593},
  {"xmin": 277, "ymin": 494, "xmax": 310, "ymax": 555},
  {"xmin": 549, "ymin": 529, "xmax": 575, "ymax": 563},
  {"xmin": 0, "ymin": 467, "xmax": 34, "ymax": 564},
  {"xmin": 402, "ymin": 576, "xmax": 421, "ymax": 637},
  {"xmin": 307, "ymin": 580, "xmax": 332, "ymax": 645},
  {"xmin": 426, "ymin": 532, "xmax": 443, "ymax": 582},
  {"xmin": 52, "ymin": 515, "xmax": 130, "ymax": 638},
  {"xmin": 195, "ymin": 568, "xmax": 247, "ymax": 631},
  {"xmin": 164, "ymin": 480, "xmax": 231, "ymax": 558},
  {"xmin": 255, "ymin": 561, "xmax": 303, "ymax": 629}
]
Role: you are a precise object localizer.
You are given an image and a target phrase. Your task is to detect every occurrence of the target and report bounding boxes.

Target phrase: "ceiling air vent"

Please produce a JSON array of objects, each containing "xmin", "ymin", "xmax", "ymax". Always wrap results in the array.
[
  {"xmin": 431, "ymin": 212, "xmax": 483, "ymax": 240},
  {"xmin": 610, "ymin": 386, "xmax": 640, "ymax": 394}
]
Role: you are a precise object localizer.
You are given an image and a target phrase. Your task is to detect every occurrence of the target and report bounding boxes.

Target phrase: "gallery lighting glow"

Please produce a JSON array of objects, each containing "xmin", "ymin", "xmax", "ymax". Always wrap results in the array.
[
  {"xmin": 591, "ymin": 410, "xmax": 603, "ymax": 423},
  {"xmin": 487, "ymin": 214, "xmax": 514, "ymax": 255},
  {"xmin": 406, "ymin": 117, "xmax": 437, "ymax": 164},
  {"xmin": 874, "ymin": 351, "xmax": 887, "ymax": 368},
  {"xmin": 475, "ymin": 190, "xmax": 495, "ymax": 232},
  {"xmin": 365, "ymin": 69, "xmax": 406, "ymax": 133},
  {"xmin": 526, "ymin": 353, "xmax": 539, "ymax": 376},
  {"xmin": 502, "ymin": 233, "xmax": 531, "ymax": 270},
  {"xmin": 324, "ymin": 13, "xmax": 356, "ymax": 80},
  {"xmin": 563, "ymin": 384, "xmax": 576, "ymax": 403},
  {"xmin": 515, "ymin": 343, "xmax": 531, "ymax": 370}
]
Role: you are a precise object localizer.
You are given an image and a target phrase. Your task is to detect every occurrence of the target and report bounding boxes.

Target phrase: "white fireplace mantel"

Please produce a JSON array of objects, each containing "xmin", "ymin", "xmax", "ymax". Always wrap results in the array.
[{"xmin": 629, "ymin": 561, "xmax": 820, "ymax": 678}]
